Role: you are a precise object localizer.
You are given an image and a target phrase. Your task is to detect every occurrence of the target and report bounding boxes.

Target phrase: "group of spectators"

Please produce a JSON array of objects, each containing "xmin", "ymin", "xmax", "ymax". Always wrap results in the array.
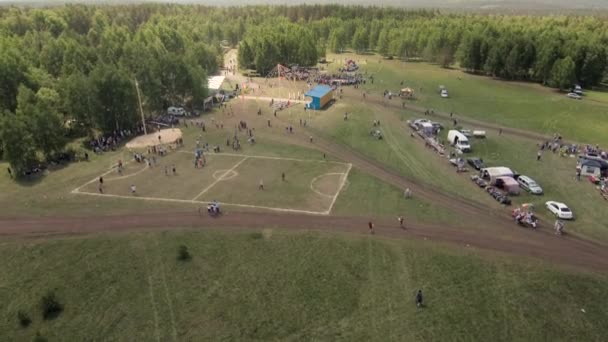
[
  {"xmin": 88, "ymin": 127, "xmax": 143, "ymax": 154},
  {"xmin": 313, "ymin": 73, "xmax": 365, "ymax": 86}
]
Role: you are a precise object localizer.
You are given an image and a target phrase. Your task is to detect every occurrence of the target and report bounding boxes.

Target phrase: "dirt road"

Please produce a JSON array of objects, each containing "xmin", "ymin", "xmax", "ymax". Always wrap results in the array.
[{"xmin": 1, "ymin": 211, "xmax": 607, "ymax": 272}]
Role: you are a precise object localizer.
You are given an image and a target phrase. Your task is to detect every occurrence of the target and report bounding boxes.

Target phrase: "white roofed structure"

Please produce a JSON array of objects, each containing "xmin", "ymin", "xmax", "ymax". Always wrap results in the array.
[{"xmin": 207, "ymin": 76, "xmax": 226, "ymax": 91}]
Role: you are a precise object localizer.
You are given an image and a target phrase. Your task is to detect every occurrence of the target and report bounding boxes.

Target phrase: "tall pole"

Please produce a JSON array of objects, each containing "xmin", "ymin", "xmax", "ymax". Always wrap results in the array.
[{"xmin": 134, "ymin": 79, "xmax": 147, "ymax": 135}]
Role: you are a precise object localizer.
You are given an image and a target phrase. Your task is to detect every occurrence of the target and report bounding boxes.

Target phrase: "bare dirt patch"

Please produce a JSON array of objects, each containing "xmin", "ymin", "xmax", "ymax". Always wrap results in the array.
[{"xmin": 126, "ymin": 128, "xmax": 183, "ymax": 149}]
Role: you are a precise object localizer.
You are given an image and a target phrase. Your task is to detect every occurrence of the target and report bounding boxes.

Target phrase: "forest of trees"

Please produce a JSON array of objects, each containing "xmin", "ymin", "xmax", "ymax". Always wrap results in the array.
[{"xmin": 2, "ymin": 4, "xmax": 608, "ymax": 175}]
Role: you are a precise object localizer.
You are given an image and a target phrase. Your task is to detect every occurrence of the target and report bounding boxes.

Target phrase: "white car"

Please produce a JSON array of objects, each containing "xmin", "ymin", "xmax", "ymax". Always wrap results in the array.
[
  {"xmin": 517, "ymin": 175, "xmax": 543, "ymax": 195},
  {"xmin": 440, "ymin": 89, "xmax": 449, "ymax": 98},
  {"xmin": 545, "ymin": 201, "xmax": 573, "ymax": 220},
  {"xmin": 566, "ymin": 93, "xmax": 582, "ymax": 100}
]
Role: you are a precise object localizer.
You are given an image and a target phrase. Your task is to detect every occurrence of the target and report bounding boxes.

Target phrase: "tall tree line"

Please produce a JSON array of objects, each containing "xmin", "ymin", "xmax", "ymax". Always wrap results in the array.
[{"xmin": 2, "ymin": 4, "xmax": 608, "ymax": 174}]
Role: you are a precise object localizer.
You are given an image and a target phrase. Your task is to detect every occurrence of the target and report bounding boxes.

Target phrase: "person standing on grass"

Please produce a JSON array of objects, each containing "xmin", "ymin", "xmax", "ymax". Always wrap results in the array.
[
  {"xmin": 398, "ymin": 216, "xmax": 404, "ymax": 229},
  {"xmin": 130, "ymin": 184, "xmax": 136, "ymax": 195},
  {"xmin": 172, "ymin": 165, "xmax": 177, "ymax": 175},
  {"xmin": 537, "ymin": 150, "xmax": 542, "ymax": 161},
  {"xmin": 416, "ymin": 290, "xmax": 424, "ymax": 308},
  {"xmin": 282, "ymin": 172, "xmax": 285, "ymax": 182},
  {"xmin": 368, "ymin": 221, "xmax": 375, "ymax": 235},
  {"xmin": 259, "ymin": 179, "xmax": 264, "ymax": 190},
  {"xmin": 499, "ymin": 128, "xmax": 503, "ymax": 135},
  {"xmin": 7, "ymin": 167, "xmax": 12, "ymax": 179}
]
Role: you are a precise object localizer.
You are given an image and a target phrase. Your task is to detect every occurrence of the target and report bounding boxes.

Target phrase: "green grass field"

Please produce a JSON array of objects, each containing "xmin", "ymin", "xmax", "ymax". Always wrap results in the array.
[
  {"xmin": 2, "ymin": 230, "xmax": 607, "ymax": 341},
  {"xmin": 325, "ymin": 53, "xmax": 608, "ymax": 146}
]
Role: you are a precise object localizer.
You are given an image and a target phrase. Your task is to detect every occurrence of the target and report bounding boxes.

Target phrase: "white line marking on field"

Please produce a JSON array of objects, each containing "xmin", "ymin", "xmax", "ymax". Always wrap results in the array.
[
  {"xmin": 142, "ymin": 248, "xmax": 161, "ymax": 342},
  {"xmin": 155, "ymin": 239, "xmax": 178, "ymax": 341},
  {"xmin": 176, "ymin": 150, "xmax": 348, "ymax": 166},
  {"xmin": 325, "ymin": 163, "xmax": 353, "ymax": 215},
  {"xmin": 310, "ymin": 173, "xmax": 347, "ymax": 198},
  {"xmin": 74, "ymin": 191, "xmax": 328, "ymax": 215},
  {"xmin": 191, "ymin": 157, "xmax": 249, "ymax": 201},
  {"xmin": 147, "ymin": 275, "xmax": 161, "ymax": 342},
  {"xmin": 104, "ymin": 164, "xmax": 148, "ymax": 181}
]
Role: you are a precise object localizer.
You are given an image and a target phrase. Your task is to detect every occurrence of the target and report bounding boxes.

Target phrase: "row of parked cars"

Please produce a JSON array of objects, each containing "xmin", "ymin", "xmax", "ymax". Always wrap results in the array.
[{"xmin": 467, "ymin": 159, "xmax": 574, "ymax": 219}]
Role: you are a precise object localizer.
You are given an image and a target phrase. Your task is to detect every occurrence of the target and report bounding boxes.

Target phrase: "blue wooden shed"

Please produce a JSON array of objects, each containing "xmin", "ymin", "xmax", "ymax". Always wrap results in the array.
[{"xmin": 305, "ymin": 85, "xmax": 333, "ymax": 110}]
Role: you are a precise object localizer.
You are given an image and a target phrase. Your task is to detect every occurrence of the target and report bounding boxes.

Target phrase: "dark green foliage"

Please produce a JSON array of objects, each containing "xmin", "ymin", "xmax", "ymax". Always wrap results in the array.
[
  {"xmin": 177, "ymin": 245, "xmax": 191, "ymax": 261},
  {"xmin": 40, "ymin": 291, "xmax": 63, "ymax": 320},
  {"xmin": 33, "ymin": 332, "xmax": 48, "ymax": 342},
  {"xmin": 17, "ymin": 311, "xmax": 31, "ymax": 328}
]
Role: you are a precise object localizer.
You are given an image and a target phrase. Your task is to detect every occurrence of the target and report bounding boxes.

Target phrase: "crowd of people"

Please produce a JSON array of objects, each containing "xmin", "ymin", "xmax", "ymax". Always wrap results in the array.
[
  {"xmin": 88, "ymin": 127, "xmax": 143, "ymax": 154},
  {"xmin": 313, "ymin": 73, "xmax": 365, "ymax": 86}
]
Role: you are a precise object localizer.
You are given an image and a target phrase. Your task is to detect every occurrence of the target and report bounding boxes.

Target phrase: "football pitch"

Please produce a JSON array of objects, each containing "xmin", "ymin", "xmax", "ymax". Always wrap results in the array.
[{"xmin": 73, "ymin": 150, "xmax": 352, "ymax": 215}]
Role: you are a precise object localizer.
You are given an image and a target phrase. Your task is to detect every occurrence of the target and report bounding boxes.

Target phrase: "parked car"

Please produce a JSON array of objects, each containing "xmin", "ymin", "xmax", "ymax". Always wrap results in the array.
[
  {"xmin": 566, "ymin": 93, "xmax": 582, "ymax": 100},
  {"xmin": 573, "ymin": 85, "xmax": 583, "ymax": 95},
  {"xmin": 440, "ymin": 89, "xmax": 449, "ymax": 98},
  {"xmin": 467, "ymin": 158, "xmax": 485, "ymax": 170},
  {"xmin": 460, "ymin": 129, "xmax": 472, "ymax": 137},
  {"xmin": 517, "ymin": 175, "xmax": 543, "ymax": 195},
  {"xmin": 545, "ymin": 201, "xmax": 573, "ymax": 220}
]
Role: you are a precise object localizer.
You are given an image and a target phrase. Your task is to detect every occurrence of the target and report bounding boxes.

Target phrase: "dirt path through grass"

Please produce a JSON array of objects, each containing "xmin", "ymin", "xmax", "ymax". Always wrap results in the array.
[{"xmin": 0, "ymin": 211, "xmax": 607, "ymax": 272}]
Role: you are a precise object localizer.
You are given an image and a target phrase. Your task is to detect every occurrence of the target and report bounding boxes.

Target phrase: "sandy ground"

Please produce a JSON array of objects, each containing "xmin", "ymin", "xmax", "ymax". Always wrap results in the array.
[{"xmin": 126, "ymin": 128, "xmax": 182, "ymax": 149}]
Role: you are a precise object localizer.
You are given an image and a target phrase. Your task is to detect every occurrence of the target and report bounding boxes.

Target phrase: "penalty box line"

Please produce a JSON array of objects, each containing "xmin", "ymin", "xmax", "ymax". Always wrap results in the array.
[
  {"xmin": 176, "ymin": 150, "xmax": 349, "ymax": 167},
  {"xmin": 324, "ymin": 163, "xmax": 353, "ymax": 215},
  {"xmin": 73, "ymin": 191, "xmax": 329, "ymax": 215},
  {"xmin": 191, "ymin": 156, "xmax": 249, "ymax": 201}
]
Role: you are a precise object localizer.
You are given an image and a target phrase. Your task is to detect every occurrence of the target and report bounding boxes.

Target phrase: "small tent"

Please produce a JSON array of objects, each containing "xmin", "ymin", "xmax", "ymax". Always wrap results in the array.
[
  {"xmin": 496, "ymin": 176, "xmax": 520, "ymax": 195},
  {"xmin": 481, "ymin": 167, "xmax": 514, "ymax": 184}
]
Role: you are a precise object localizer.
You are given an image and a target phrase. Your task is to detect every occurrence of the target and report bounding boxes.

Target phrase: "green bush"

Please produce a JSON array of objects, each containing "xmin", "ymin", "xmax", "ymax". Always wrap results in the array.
[
  {"xmin": 40, "ymin": 291, "xmax": 63, "ymax": 320},
  {"xmin": 33, "ymin": 332, "xmax": 48, "ymax": 342},
  {"xmin": 177, "ymin": 245, "xmax": 191, "ymax": 261},
  {"xmin": 17, "ymin": 311, "xmax": 31, "ymax": 328}
]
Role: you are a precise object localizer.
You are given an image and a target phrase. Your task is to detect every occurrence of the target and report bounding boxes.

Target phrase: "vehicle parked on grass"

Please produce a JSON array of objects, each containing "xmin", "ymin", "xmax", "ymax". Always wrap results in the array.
[
  {"xmin": 467, "ymin": 158, "xmax": 485, "ymax": 170},
  {"xmin": 517, "ymin": 175, "xmax": 543, "ymax": 195},
  {"xmin": 567, "ymin": 93, "xmax": 582, "ymax": 100},
  {"xmin": 481, "ymin": 167, "xmax": 514, "ymax": 185},
  {"xmin": 440, "ymin": 89, "xmax": 449, "ymax": 98},
  {"xmin": 447, "ymin": 130, "xmax": 471, "ymax": 152},
  {"xmin": 573, "ymin": 85, "xmax": 583, "ymax": 95},
  {"xmin": 545, "ymin": 201, "xmax": 573, "ymax": 220},
  {"xmin": 460, "ymin": 129, "xmax": 472, "ymax": 137}
]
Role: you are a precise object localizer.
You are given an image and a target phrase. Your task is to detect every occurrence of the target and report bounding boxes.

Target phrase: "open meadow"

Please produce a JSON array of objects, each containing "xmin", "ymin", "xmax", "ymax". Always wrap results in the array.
[{"xmin": 2, "ymin": 230, "xmax": 608, "ymax": 341}]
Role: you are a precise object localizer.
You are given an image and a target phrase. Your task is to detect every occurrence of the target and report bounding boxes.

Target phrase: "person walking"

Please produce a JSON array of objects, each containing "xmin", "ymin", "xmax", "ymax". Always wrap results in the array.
[
  {"xmin": 7, "ymin": 167, "xmax": 12, "ymax": 179},
  {"xmin": 130, "ymin": 184, "xmax": 136, "ymax": 195},
  {"xmin": 398, "ymin": 216, "xmax": 404, "ymax": 229},
  {"xmin": 537, "ymin": 150, "xmax": 542, "ymax": 161},
  {"xmin": 259, "ymin": 179, "xmax": 264, "ymax": 190},
  {"xmin": 172, "ymin": 165, "xmax": 177, "ymax": 175},
  {"xmin": 368, "ymin": 221, "xmax": 375, "ymax": 235},
  {"xmin": 281, "ymin": 172, "xmax": 285, "ymax": 182}
]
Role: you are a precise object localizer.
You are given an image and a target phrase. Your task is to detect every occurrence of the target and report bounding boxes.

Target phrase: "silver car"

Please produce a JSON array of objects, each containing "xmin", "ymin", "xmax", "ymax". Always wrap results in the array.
[{"xmin": 517, "ymin": 175, "xmax": 543, "ymax": 195}]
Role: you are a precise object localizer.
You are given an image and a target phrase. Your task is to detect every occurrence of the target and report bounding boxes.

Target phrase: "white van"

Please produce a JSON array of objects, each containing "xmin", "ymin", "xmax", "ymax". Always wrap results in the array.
[
  {"xmin": 447, "ymin": 130, "xmax": 471, "ymax": 152},
  {"xmin": 168, "ymin": 106, "xmax": 187, "ymax": 116}
]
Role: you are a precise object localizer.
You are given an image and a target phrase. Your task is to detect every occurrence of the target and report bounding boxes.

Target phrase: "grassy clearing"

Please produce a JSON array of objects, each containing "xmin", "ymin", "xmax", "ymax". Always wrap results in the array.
[
  {"xmin": 326, "ymin": 53, "xmax": 608, "ymax": 146},
  {"xmin": 1, "ymin": 230, "xmax": 607, "ymax": 341}
]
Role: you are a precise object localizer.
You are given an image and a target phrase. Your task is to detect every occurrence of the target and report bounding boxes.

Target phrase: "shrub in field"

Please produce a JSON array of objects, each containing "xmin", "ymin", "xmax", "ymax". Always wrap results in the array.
[
  {"xmin": 33, "ymin": 332, "xmax": 48, "ymax": 342},
  {"xmin": 17, "ymin": 311, "xmax": 31, "ymax": 328},
  {"xmin": 40, "ymin": 291, "xmax": 63, "ymax": 320},
  {"xmin": 249, "ymin": 232, "xmax": 263, "ymax": 240},
  {"xmin": 177, "ymin": 245, "xmax": 191, "ymax": 261}
]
